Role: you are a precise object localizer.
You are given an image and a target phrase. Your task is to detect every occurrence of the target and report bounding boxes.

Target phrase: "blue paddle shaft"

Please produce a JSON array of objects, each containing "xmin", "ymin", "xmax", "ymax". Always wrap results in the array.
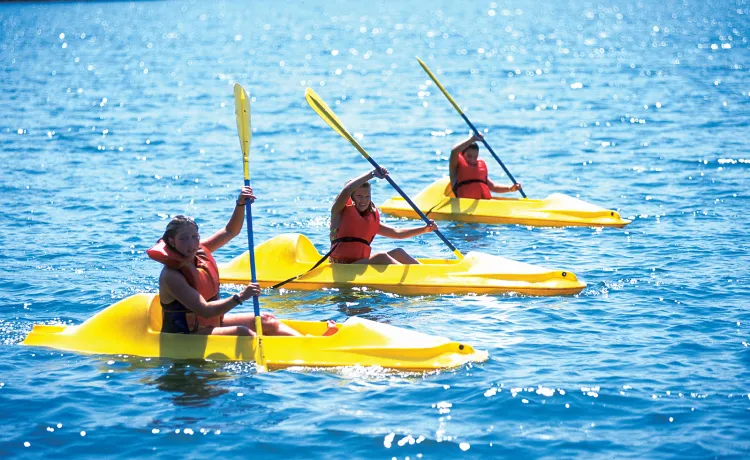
[
  {"xmin": 243, "ymin": 179, "xmax": 261, "ymax": 318},
  {"xmin": 364, "ymin": 157, "xmax": 460, "ymax": 254},
  {"xmin": 460, "ymin": 113, "xmax": 527, "ymax": 199}
]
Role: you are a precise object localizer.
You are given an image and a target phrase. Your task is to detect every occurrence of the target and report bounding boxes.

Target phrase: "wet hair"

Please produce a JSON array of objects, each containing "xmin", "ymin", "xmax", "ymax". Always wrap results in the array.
[
  {"xmin": 464, "ymin": 142, "xmax": 480, "ymax": 153},
  {"xmin": 162, "ymin": 215, "xmax": 198, "ymax": 248}
]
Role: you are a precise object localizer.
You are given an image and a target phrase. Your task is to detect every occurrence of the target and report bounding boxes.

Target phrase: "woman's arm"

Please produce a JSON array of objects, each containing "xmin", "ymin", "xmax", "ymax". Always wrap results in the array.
[
  {"xmin": 449, "ymin": 132, "xmax": 483, "ymax": 183},
  {"xmin": 161, "ymin": 268, "xmax": 261, "ymax": 318},
  {"xmin": 487, "ymin": 178, "xmax": 522, "ymax": 194},
  {"xmin": 376, "ymin": 221, "xmax": 437, "ymax": 240},
  {"xmin": 331, "ymin": 168, "xmax": 386, "ymax": 216},
  {"xmin": 201, "ymin": 186, "xmax": 256, "ymax": 253}
]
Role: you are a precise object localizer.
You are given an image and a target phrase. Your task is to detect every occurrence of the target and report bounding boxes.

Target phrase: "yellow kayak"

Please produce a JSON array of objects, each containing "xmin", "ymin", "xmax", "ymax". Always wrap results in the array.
[
  {"xmin": 219, "ymin": 233, "xmax": 586, "ymax": 296},
  {"xmin": 380, "ymin": 177, "xmax": 630, "ymax": 228},
  {"xmin": 22, "ymin": 293, "xmax": 487, "ymax": 371}
]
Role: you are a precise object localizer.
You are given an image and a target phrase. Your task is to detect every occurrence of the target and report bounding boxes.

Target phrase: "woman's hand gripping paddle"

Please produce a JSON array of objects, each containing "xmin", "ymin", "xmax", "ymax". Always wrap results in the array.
[
  {"xmin": 233, "ymin": 83, "xmax": 266, "ymax": 372},
  {"xmin": 305, "ymin": 87, "xmax": 464, "ymax": 261}
]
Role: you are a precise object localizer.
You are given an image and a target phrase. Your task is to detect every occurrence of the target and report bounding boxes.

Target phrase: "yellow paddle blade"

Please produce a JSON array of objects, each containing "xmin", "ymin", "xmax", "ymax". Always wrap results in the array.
[
  {"xmin": 234, "ymin": 83, "xmax": 252, "ymax": 181},
  {"xmin": 305, "ymin": 87, "xmax": 371, "ymax": 159},
  {"xmin": 416, "ymin": 56, "xmax": 463, "ymax": 115}
]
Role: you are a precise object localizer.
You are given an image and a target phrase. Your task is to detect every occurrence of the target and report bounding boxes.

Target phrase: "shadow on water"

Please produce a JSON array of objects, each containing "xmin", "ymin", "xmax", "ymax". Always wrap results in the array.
[
  {"xmin": 264, "ymin": 288, "xmax": 446, "ymax": 322},
  {"xmin": 143, "ymin": 362, "xmax": 234, "ymax": 408},
  {"xmin": 98, "ymin": 357, "xmax": 242, "ymax": 407},
  {"xmin": 273, "ymin": 289, "xmax": 383, "ymax": 318}
]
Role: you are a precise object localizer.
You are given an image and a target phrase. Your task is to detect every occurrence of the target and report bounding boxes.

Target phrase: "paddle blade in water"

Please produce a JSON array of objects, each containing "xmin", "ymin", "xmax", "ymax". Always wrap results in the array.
[{"xmin": 234, "ymin": 83, "xmax": 252, "ymax": 181}]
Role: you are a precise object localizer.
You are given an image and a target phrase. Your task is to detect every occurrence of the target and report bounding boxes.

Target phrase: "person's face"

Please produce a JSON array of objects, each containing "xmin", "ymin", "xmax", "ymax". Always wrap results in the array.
[
  {"xmin": 351, "ymin": 187, "xmax": 372, "ymax": 213},
  {"xmin": 463, "ymin": 148, "xmax": 479, "ymax": 166},
  {"xmin": 170, "ymin": 227, "xmax": 200, "ymax": 257}
]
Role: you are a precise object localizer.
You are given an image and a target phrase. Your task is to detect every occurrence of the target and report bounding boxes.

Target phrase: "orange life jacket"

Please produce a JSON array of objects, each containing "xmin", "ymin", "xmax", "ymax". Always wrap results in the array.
[
  {"xmin": 147, "ymin": 240, "xmax": 222, "ymax": 331},
  {"xmin": 329, "ymin": 200, "xmax": 380, "ymax": 263},
  {"xmin": 454, "ymin": 153, "xmax": 491, "ymax": 199}
]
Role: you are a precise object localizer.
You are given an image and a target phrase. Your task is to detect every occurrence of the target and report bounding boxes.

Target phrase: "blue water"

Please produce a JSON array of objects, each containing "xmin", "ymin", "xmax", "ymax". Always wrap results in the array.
[{"xmin": 1, "ymin": 0, "xmax": 749, "ymax": 457}]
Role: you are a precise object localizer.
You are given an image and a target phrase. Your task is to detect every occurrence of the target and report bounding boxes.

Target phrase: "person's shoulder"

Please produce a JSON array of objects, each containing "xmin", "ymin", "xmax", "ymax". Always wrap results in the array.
[{"xmin": 159, "ymin": 266, "xmax": 182, "ymax": 281}]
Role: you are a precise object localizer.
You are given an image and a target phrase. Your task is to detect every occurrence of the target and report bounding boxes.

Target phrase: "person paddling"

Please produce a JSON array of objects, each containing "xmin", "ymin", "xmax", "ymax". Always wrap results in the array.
[
  {"xmin": 147, "ymin": 187, "xmax": 302, "ymax": 337},
  {"xmin": 330, "ymin": 168, "xmax": 437, "ymax": 265},
  {"xmin": 450, "ymin": 132, "xmax": 522, "ymax": 199}
]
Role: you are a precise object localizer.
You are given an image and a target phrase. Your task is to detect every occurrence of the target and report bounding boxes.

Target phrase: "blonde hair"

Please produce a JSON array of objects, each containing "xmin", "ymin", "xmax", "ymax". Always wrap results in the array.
[{"xmin": 351, "ymin": 183, "xmax": 375, "ymax": 213}]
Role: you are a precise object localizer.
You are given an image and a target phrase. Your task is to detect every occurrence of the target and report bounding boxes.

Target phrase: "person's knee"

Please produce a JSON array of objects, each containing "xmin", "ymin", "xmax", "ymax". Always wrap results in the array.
[
  {"xmin": 260, "ymin": 314, "xmax": 280, "ymax": 329},
  {"xmin": 233, "ymin": 326, "xmax": 254, "ymax": 336},
  {"xmin": 387, "ymin": 248, "xmax": 411, "ymax": 263}
]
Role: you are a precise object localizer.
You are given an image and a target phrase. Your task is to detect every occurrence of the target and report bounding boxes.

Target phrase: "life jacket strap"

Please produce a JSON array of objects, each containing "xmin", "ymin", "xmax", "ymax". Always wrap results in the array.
[
  {"xmin": 331, "ymin": 236, "xmax": 372, "ymax": 246},
  {"xmin": 452, "ymin": 179, "xmax": 489, "ymax": 194}
]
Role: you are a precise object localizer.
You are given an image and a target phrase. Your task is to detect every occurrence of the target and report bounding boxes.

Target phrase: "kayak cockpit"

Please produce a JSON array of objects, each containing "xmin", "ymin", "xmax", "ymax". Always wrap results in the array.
[{"xmin": 22, "ymin": 294, "xmax": 489, "ymax": 370}]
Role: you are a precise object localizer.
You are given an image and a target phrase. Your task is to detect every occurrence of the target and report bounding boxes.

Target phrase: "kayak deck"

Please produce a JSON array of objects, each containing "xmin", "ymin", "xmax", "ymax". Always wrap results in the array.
[
  {"xmin": 22, "ymin": 293, "xmax": 488, "ymax": 371},
  {"xmin": 380, "ymin": 177, "xmax": 630, "ymax": 228},
  {"xmin": 219, "ymin": 233, "xmax": 586, "ymax": 296}
]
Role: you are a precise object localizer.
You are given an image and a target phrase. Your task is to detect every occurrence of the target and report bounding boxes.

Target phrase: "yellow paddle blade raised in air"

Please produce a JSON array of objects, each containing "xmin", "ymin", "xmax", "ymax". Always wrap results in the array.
[
  {"xmin": 304, "ymin": 87, "xmax": 371, "ymax": 160},
  {"xmin": 416, "ymin": 56, "xmax": 464, "ymax": 115},
  {"xmin": 234, "ymin": 83, "xmax": 252, "ymax": 181},
  {"xmin": 233, "ymin": 82, "xmax": 265, "ymax": 370}
]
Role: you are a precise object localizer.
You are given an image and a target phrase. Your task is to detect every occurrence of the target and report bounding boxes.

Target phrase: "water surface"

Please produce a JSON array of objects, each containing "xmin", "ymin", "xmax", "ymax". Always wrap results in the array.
[{"xmin": 1, "ymin": 0, "xmax": 749, "ymax": 458}]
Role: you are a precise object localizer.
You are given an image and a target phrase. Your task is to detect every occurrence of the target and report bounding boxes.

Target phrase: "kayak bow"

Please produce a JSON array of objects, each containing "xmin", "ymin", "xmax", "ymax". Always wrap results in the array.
[
  {"xmin": 219, "ymin": 233, "xmax": 586, "ymax": 296},
  {"xmin": 380, "ymin": 177, "xmax": 630, "ymax": 228},
  {"xmin": 22, "ymin": 293, "xmax": 488, "ymax": 371}
]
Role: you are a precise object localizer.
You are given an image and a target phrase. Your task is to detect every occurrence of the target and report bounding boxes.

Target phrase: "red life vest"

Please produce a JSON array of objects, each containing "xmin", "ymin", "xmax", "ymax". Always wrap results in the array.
[
  {"xmin": 329, "ymin": 201, "xmax": 380, "ymax": 263},
  {"xmin": 147, "ymin": 239, "xmax": 220, "ymax": 301},
  {"xmin": 454, "ymin": 153, "xmax": 491, "ymax": 199},
  {"xmin": 147, "ymin": 240, "xmax": 223, "ymax": 331}
]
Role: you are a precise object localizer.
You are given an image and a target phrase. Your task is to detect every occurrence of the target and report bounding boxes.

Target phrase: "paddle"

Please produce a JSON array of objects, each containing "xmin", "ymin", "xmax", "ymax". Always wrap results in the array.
[
  {"xmin": 305, "ymin": 87, "xmax": 464, "ymax": 261},
  {"xmin": 416, "ymin": 56, "xmax": 527, "ymax": 199},
  {"xmin": 233, "ymin": 83, "xmax": 266, "ymax": 371}
]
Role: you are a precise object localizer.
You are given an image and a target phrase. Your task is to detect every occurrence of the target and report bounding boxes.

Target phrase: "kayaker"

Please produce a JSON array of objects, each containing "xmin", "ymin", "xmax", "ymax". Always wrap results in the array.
[
  {"xmin": 148, "ymin": 187, "xmax": 304, "ymax": 337},
  {"xmin": 450, "ymin": 132, "xmax": 522, "ymax": 199},
  {"xmin": 330, "ymin": 168, "xmax": 437, "ymax": 264}
]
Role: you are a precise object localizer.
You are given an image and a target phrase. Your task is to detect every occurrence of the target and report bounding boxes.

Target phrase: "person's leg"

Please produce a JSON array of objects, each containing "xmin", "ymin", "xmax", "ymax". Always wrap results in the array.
[
  {"xmin": 386, "ymin": 248, "xmax": 419, "ymax": 264},
  {"xmin": 354, "ymin": 252, "xmax": 400, "ymax": 265},
  {"xmin": 223, "ymin": 312, "xmax": 302, "ymax": 336},
  {"xmin": 196, "ymin": 325, "xmax": 255, "ymax": 336}
]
